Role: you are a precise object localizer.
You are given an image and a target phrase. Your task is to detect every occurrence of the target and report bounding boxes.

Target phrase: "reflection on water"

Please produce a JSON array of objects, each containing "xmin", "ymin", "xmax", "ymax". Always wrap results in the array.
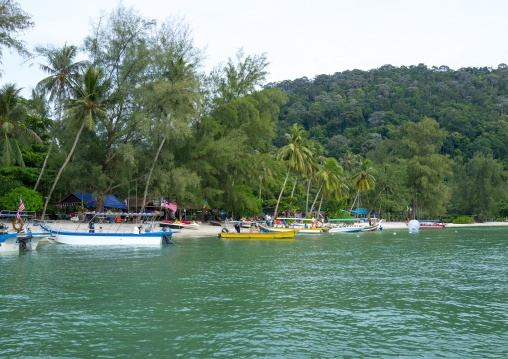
[{"xmin": 1, "ymin": 228, "xmax": 507, "ymax": 357}]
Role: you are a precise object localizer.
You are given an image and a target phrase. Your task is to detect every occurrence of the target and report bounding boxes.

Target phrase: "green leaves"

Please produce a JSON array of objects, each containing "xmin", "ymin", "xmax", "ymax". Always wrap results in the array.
[
  {"xmin": 1, "ymin": 186, "xmax": 43, "ymax": 212},
  {"xmin": 0, "ymin": 84, "xmax": 42, "ymax": 168},
  {"xmin": 0, "ymin": 0, "xmax": 33, "ymax": 68}
]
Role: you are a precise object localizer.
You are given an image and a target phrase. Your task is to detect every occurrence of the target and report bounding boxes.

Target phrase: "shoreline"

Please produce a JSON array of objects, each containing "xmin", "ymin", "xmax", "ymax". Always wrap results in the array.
[{"xmin": 11, "ymin": 219, "xmax": 508, "ymax": 244}]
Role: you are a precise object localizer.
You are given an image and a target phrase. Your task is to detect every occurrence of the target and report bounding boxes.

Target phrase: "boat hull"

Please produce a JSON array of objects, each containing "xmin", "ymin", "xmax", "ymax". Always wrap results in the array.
[
  {"xmin": 419, "ymin": 224, "xmax": 446, "ymax": 229},
  {"xmin": 0, "ymin": 233, "xmax": 46, "ymax": 252},
  {"xmin": 40, "ymin": 223, "xmax": 175, "ymax": 246},
  {"xmin": 50, "ymin": 232, "xmax": 173, "ymax": 246},
  {"xmin": 260, "ymin": 224, "xmax": 323, "ymax": 235},
  {"xmin": 296, "ymin": 228, "xmax": 322, "ymax": 234},
  {"xmin": 328, "ymin": 227, "xmax": 363, "ymax": 233},
  {"xmin": 259, "ymin": 224, "xmax": 300, "ymax": 233},
  {"xmin": 360, "ymin": 220, "xmax": 383, "ymax": 232},
  {"xmin": 220, "ymin": 231, "xmax": 297, "ymax": 239}
]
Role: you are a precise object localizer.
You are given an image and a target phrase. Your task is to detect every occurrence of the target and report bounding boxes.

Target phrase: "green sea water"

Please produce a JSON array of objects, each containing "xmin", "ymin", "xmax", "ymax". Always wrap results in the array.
[{"xmin": 1, "ymin": 228, "xmax": 507, "ymax": 358}]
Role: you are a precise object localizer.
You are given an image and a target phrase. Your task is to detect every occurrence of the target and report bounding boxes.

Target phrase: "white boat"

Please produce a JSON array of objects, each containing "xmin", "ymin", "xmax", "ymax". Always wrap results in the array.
[
  {"xmin": 0, "ymin": 211, "xmax": 49, "ymax": 252},
  {"xmin": 328, "ymin": 226, "xmax": 363, "ymax": 233},
  {"xmin": 39, "ymin": 222, "xmax": 176, "ymax": 246},
  {"xmin": 161, "ymin": 220, "xmax": 200, "ymax": 230},
  {"xmin": 0, "ymin": 230, "xmax": 47, "ymax": 252},
  {"xmin": 271, "ymin": 217, "xmax": 327, "ymax": 234},
  {"xmin": 259, "ymin": 223, "xmax": 301, "ymax": 233},
  {"xmin": 361, "ymin": 220, "xmax": 383, "ymax": 232},
  {"xmin": 175, "ymin": 221, "xmax": 200, "ymax": 230},
  {"xmin": 327, "ymin": 219, "xmax": 366, "ymax": 233},
  {"xmin": 259, "ymin": 223, "xmax": 325, "ymax": 235},
  {"xmin": 416, "ymin": 220, "xmax": 446, "ymax": 229}
]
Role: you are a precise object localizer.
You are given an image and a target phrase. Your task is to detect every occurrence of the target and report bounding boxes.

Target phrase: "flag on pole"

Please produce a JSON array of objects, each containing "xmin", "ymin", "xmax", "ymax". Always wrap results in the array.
[
  {"xmin": 161, "ymin": 198, "xmax": 177, "ymax": 212},
  {"xmin": 16, "ymin": 196, "xmax": 25, "ymax": 219}
]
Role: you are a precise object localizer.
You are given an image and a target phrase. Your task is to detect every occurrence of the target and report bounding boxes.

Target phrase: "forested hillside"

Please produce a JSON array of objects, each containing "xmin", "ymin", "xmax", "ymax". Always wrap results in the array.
[
  {"xmin": 268, "ymin": 64, "xmax": 508, "ymax": 161},
  {"xmin": 265, "ymin": 64, "xmax": 508, "ymax": 220}
]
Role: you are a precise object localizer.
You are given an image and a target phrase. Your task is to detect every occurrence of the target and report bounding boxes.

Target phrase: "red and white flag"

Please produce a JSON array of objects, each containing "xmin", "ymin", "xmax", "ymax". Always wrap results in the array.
[
  {"xmin": 161, "ymin": 198, "xmax": 177, "ymax": 212},
  {"xmin": 16, "ymin": 196, "xmax": 25, "ymax": 219}
]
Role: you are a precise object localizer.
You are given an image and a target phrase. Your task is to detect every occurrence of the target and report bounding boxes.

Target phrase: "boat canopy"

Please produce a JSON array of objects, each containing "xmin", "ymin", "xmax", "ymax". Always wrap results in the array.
[
  {"xmin": 341, "ymin": 208, "xmax": 376, "ymax": 215},
  {"xmin": 86, "ymin": 212, "xmax": 158, "ymax": 217},
  {"xmin": 328, "ymin": 218, "xmax": 366, "ymax": 222},
  {"xmin": 56, "ymin": 192, "xmax": 127, "ymax": 209}
]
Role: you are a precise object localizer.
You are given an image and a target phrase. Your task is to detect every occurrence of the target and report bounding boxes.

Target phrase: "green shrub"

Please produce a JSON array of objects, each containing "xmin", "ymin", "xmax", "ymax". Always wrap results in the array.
[
  {"xmin": 1, "ymin": 187, "xmax": 44, "ymax": 212},
  {"xmin": 452, "ymin": 216, "xmax": 475, "ymax": 224}
]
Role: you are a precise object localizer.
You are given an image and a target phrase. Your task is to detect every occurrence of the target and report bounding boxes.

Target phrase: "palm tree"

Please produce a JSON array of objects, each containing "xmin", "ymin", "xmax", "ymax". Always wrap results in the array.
[
  {"xmin": 274, "ymin": 123, "xmax": 312, "ymax": 217},
  {"xmin": 309, "ymin": 157, "xmax": 345, "ymax": 216},
  {"xmin": 33, "ymin": 44, "xmax": 87, "ymax": 191},
  {"xmin": 341, "ymin": 150, "xmax": 358, "ymax": 174},
  {"xmin": 140, "ymin": 57, "xmax": 201, "ymax": 211},
  {"xmin": 252, "ymin": 142, "xmax": 277, "ymax": 201},
  {"xmin": 41, "ymin": 66, "xmax": 111, "ymax": 218},
  {"xmin": 0, "ymin": 84, "xmax": 42, "ymax": 168},
  {"xmin": 349, "ymin": 157, "xmax": 376, "ymax": 214},
  {"xmin": 305, "ymin": 141, "xmax": 324, "ymax": 216},
  {"xmin": 36, "ymin": 44, "xmax": 87, "ymax": 107}
]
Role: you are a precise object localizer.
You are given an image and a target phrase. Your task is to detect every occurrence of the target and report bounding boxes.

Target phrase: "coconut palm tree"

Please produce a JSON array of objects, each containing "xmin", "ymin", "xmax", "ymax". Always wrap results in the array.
[
  {"xmin": 309, "ymin": 157, "xmax": 345, "ymax": 216},
  {"xmin": 0, "ymin": 84, "xmax": 42, "ymax": 168},
  {"xmin": 252, "ymin": 142, "xmax": 277, "ymax": 201},
  {"xmin": 305, "ymin": 141, "xmax": 324, "ymax": 216},
  {"xmin": 349, "ymin": 157, "xmax": 376, "ymax": 213},
  {"xmin": 41, "ymin": 66, "xmax": 111, "ymax": 218},
  {"xmin": 33, "ymin": 44, "xmax": 87, "ymax": 190},
  {"xmin": 274, "ymin": 123, "xmax": 312, "ymax": 217}
]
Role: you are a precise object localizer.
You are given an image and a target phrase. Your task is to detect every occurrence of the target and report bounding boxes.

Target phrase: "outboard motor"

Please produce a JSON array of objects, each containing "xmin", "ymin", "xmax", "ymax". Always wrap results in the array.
[
  {"xmin": 17, "ymin": 228, "xmax": 33, "ymax": 251},
  {"xmin": 161, "ymin": 227, "xmax": 174, "ymax": 244}
]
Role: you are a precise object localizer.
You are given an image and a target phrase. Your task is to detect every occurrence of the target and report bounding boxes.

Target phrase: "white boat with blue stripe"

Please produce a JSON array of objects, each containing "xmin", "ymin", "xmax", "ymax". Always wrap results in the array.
[{"xmin": 40, "ymin": 217, "xmax": 176, "ymax": 246}]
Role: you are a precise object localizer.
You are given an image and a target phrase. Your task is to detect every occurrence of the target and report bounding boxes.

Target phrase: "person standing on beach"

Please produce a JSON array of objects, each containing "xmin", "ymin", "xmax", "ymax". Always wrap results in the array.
[{"xmin": 88, "ymin": 220, "xmax": 95, "ymax": 233}]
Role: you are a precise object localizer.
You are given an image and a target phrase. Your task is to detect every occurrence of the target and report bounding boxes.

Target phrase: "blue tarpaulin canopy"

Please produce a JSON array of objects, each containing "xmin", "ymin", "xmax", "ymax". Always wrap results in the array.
[
  {"xmin": 341, "ymin": 208, "xmax": 376, "ymax": 215},
  {"xmin": 56, "ymin": 192, "xmax": 128, "ymax": 209}
]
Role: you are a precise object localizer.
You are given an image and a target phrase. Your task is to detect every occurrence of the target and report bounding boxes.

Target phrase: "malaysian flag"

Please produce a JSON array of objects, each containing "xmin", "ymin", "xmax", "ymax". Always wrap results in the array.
[
  {"xmin": 161, "ymin": 198, "xmax": 177, "ymax": 212},
  {"xmin": 16, "ymin": 196, "xmax": 25, "ymax": 219}
]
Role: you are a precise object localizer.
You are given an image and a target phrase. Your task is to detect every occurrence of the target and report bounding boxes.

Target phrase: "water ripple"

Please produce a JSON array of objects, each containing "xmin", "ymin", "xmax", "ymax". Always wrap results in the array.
[{"xmin": 1, "ymin": 229, "xmax": 507, "ymax": 357}]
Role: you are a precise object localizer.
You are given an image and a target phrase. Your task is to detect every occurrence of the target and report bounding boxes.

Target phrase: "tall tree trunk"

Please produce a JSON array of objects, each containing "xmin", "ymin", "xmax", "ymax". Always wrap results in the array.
[
  {"xmin": 274, "ymin": 168, "xmax": 290, "ymax": 217},
  {"xmin": 259, "ymin": 176, "xmax": 262, "ymax": 200},
  {"xmin": 309, "ymin": 182, "xmax": 323, "ymax": 215},
  {"xmin": 317, "ymin": 193, "xmax": 324, "ymax": 218},
  {"xmin": 305, "ymin": 176, "xmax": 312, "ymax": 216},
  {"xmin": 290, "ymin": 175, "xmax": 298, "ymax": 200},
  {"xmin": 349, "ymin": 190, "xmax": 359, "ymax": 213},
  {"xmin": 35, "ymin": 104, "xmax": 63, "ymax": 192},
  {"xmin": 141, "ymin": 136, "xmax": 166, "ymax": 212},
  {"xmin": 41, "ymin": 119, "xmax": 87, "ymax": 219},
  {"xmin": 33, "ymin": 137, "xmax": 54, "ymax": 191}
]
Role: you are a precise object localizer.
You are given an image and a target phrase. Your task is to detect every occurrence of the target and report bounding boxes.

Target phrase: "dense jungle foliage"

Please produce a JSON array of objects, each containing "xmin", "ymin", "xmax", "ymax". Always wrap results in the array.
[{"xmin": 1, "ymin": 2, "xmax": 507, "ymax": 221}]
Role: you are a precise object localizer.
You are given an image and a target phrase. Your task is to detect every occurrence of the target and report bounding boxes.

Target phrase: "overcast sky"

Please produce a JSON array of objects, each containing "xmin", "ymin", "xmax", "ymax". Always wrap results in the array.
[{"xmin": 3, "ymin": 0, "xmax": 508, "ymax": 97}]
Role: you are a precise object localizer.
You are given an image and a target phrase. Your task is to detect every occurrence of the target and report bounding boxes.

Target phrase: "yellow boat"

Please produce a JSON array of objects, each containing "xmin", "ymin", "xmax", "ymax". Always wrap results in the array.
[{"xmin": 219, "ymin": 230, "xmax": 298, "ymax": 239}]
